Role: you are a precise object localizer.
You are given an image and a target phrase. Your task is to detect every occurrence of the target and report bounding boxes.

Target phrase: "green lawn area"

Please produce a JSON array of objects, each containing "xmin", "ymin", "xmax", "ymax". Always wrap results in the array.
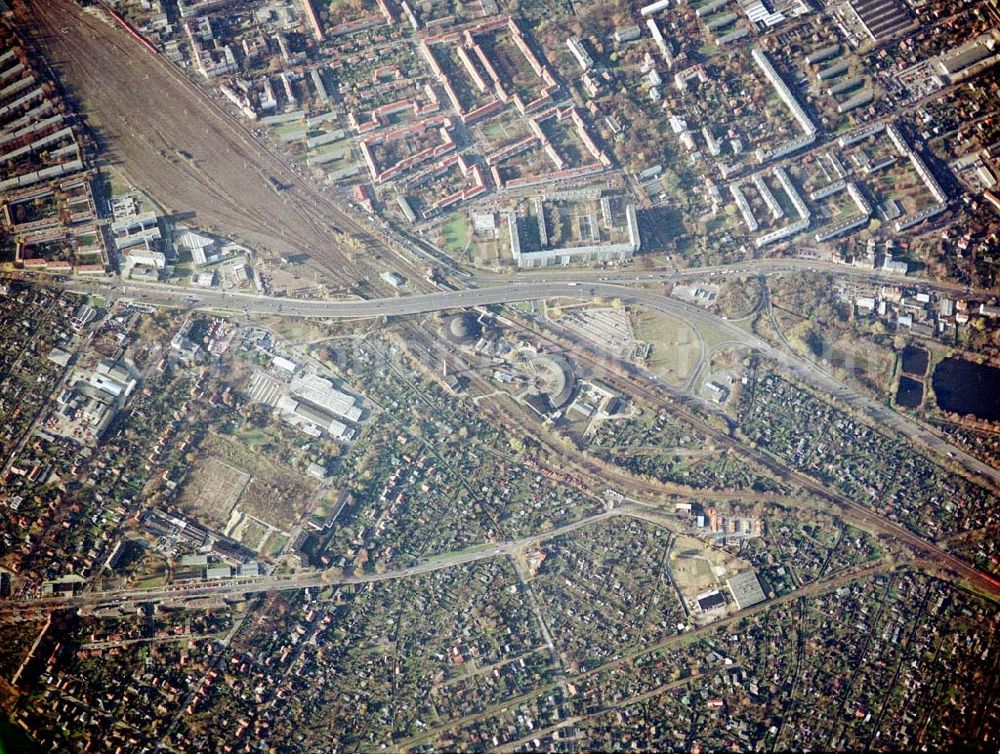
[
  {"xmin": 267, "ymin": 533, "xmax": 290, "ymax": 558},
  {"xmin": 237, "ymin": 428, "xmax": 270, "ymax": 449},
  {"xmin": 274, "ymin": 120, "xmax": 304, "ymax": 135},
  {"xmin": 108, "ymin": 175, "xmax": 132, "ymax": 197},
  {"xmin": 483, "ymin": 121, "xmax": 507, "ymax": 141},
  {"xmin": 133, "ymin": 574, "xmax": 167, "ymax": 589},
  {"xmin": 633, "ymin": 309, "xmax": 701, "ymax": 386},
  {"xmin": 168, "ymin": 262, "xmax": 193, "ymax": 281},
  {"xmin": 311, "ymin": 138, "xmax": 351, "ymax": 156},
  {"xmin": 442, "ymin": 213, "xmax": 471, "ymax": 254},
  {"xmin": 273, "ymin": 122, "xmax": 306, "ymax": 141},
  {"xmin": 659, "ymin": 171, "xmax": 684, "ymax": 196}
]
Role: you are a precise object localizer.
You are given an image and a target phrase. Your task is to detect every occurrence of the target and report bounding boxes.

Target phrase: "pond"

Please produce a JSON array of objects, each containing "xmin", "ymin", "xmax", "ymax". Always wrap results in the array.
[
  {"xmin": 932, "ymin": 357, "xmax": 1000, "ymax": 421},
  {"xmin": 895, "ymin": 376, "xmax": 924, "ymax": 408},
  {"xmin": 900, "ymin": 345, "xmax": 929, "ymax": 376}
]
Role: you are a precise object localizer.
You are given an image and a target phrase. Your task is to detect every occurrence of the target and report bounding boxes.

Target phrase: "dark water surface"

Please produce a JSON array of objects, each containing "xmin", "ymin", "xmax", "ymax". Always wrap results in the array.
[
  {"xmin": 900, "ymin": 345, "xmax": 929, "ymax": 376},
  {"xmin": 895, "ymin": 376, "xmax": 924, "ymax": 408},
  {"xmin": 932, "ymin": 357, "xmax": 1000, "ymax": 420}
]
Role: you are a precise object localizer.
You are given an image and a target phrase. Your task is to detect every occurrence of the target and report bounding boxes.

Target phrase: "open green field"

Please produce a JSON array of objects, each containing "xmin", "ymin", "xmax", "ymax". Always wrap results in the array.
[
  {"xmin": 442, "ymin": 213, "xmax": 471, "ymax": 255},
  {"xmin": 633, "ymin": 309, "xmax": 701, "ymax": 386}
]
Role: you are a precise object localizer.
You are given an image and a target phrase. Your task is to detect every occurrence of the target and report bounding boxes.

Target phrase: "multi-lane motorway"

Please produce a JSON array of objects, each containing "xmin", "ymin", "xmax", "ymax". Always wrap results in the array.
[
  {"xmin": 475, "ymin": 257, "xmax": 989, "ymax": 297},
  {"xmin": 48, "ymin": 255, "xmax": 993, "ymax": 316},
  {"xmin": 39, "ymin": 264, "xmax": 1000, "ymax": 489},
  {"xmin": 6, "ymin": 255, "xmax": 999, "ymax": 608}
]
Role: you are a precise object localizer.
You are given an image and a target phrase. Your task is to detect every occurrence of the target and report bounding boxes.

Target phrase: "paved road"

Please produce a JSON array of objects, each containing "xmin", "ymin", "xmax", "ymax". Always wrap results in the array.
[
  {"xmin": 4, "ymin": 507, "xmax": 651, "ymax": 615},
  {"xmin": 37, "ymin": 252, "xmax": 991, "ymax": 310},
  {"xmin": 513, "ymin": 315, "xmax": 1000, "ymax": 600},
  {"xmin": 37, "ymin": 272, "xmax": 1000, "ymax": 488},
  {"xmin": 474, "ymin": 257, "xmax": 993, "ymax": 297}
]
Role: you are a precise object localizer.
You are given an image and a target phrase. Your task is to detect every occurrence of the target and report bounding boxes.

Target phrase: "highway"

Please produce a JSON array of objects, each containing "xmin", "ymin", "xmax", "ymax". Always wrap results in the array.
[
  {"xmin": 38, "ymin": 271, "xmax": 1000, "ymax": 489},
  {"xmin": 27, "ymin": 0, "xmax": 435, "ymax": 295},
  {"xmin": 7, "ymin": 0, "xmax": 1000, "ymax": 613},
  {"xmin": 0, "ymin": 504, "xmax": 675, "ymax": 615},
  {"xmin": 473, "ymin": 257, "xmax": 992, "ymax": 297},
  {"xmin": 44, "ymin": 252, "xmax": 994, "ymax": 319}
]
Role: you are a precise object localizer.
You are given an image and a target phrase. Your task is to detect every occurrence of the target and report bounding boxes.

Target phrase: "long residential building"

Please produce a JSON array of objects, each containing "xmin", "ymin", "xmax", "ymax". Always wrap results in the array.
[
  {"xmin": 640, "ymin": 0, "xmax": 672, "ymax": 16},
  {"xmin": 894, "ymin": 202, "xmax": 946, "ymax": 232},
  {"xmin": 566, "ymin": 37, "xmax": 593, "ymax": 71},
  {"xmin": 773, "ymin": 166, "xmax": 809, "ymax": 219},
  {"xmin": 730, "ymin": 182, "xmax": 758, "ymax": 232},
  {"xmin": 887, "ymin": 121, "xmax": 948, "ymax": 204},
  {"xmin": 756, "ymin": 217, "xmax": 809, "ymax": 248},
  {"xmin": 751, "ymin": 173, "xmax": 783, "ymax": 220},
  {"xmin": 508, "ymin": 200, "xmax": 640, "ymax": 268},
  {"xmin": 809, "ymin": 179, "xmax": 847, "ymax": 202},
  {"xmin": 751, "ymin": 47, "xmax": 816, "ymax": 136},
  {"xmin": 838, "ymin": 120, "xmax": 884, "ymax": 148}
]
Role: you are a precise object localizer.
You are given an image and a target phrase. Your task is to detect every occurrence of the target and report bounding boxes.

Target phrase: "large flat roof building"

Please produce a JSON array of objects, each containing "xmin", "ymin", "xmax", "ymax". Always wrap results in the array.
[
  {"xmin": 290, "ymin": 373, "xmax": 363, "ymax": 423},
  {"xmin": 936, "ymin": 39, "xmax": 994, "ymax": 79},
  {"xmin": 726, "ymin": 570, "xmax": 766, "ymax": 609},
  {"xmin": 279, "ymin": 398, "xmax": 355, "ymax": 441},
  {"xmin": 848, "ymin": 0, "xmax": 913, "ymax": 41}
]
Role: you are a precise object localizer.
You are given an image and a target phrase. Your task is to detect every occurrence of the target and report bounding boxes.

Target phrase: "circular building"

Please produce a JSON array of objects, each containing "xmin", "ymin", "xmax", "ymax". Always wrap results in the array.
[
  {"xmin": 444, "ymin": 312, "xmax": 482, "ymax": 345},
  {"xmin": 527, "ymin": 354, "xmax": 575, "ymax": 409}
]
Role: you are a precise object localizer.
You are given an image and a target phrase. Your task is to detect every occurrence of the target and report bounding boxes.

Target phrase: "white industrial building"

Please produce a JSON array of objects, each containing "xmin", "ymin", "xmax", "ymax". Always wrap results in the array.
[
  {"xmin": 290, "ymin": 373, "xmax": 363, "ymax": 423},
  {"xmin": 277, "ymin": 395, "xmax": 355, "ymax": 441},
  {"xmin": 726, "ymin": 570, "xmax": 766, "ymax": 609},
  {"xmin": 89, "ymin": 359, "xmax": 137, "ymax": 399},
  {"xmin": 175, "ymin": 229, "xmax": 220, "ymax": 266}
]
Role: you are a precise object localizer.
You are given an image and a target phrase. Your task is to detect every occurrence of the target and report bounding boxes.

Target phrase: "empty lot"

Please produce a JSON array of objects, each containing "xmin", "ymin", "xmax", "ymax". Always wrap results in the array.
[{"xmin": 177, "ymin": 456, "xmax": 251, "ymax": 529}]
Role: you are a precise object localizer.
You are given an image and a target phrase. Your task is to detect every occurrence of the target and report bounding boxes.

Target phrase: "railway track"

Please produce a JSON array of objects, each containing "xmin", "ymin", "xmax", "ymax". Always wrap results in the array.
[
  {"xmin": 13, "ymin": 1, "xmax": 999, "ymax": 602},
  {"xmin": 501, "ymin": 308, "xmax": 1000, "ymax": 600},
  {"xmin": 25, "ymin": 0, "xmax": 432, "ymax": 292}
]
